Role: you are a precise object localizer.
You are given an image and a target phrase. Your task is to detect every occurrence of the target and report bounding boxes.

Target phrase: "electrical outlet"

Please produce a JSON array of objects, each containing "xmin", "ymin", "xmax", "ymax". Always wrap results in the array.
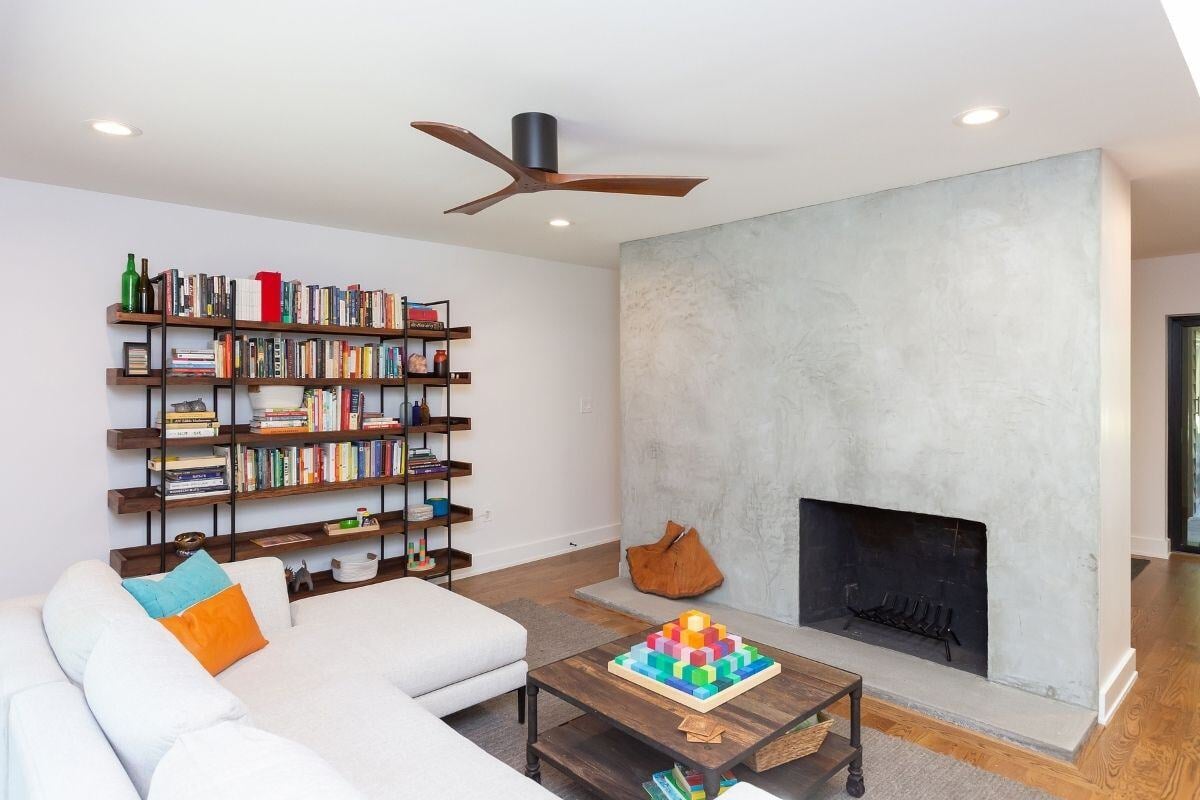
[{"xmin": 579, "ymin": 397, "xmax": 594, "ymax": 414}]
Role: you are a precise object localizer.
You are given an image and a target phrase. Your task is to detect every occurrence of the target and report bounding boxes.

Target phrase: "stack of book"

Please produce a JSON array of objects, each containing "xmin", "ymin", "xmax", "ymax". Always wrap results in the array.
[
  {"xmin": 149, "ymin": 455, "xmax": 230, "ymax": 500},
  {"xmin": 406, "ymin": 447, "xmax": 446, "ymax": 476},
  {"xmin": 155, "ymin": 409, "xmax": 219, "ymax": 440},
  {"xmin": 406, "ymin": 304, "xmax": 444, "ymax": 331},
  {"xmin": 168, "ymin": 348, "xmax": 216, "ymax": 377},
  {"xmin": 250, "ymin": 409, "xmax": 310, "ymax": 435},
  {"xmin": 642, "ymin": 765, "xmax": 737, "ymax": 800},
  {"xmin": 361, "ymin": 411, "xmax": 403, "ymax": 431}
]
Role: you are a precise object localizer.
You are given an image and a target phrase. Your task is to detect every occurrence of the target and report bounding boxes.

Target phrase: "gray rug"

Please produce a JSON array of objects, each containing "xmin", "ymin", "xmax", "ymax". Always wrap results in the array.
[{"xmin": 446, "ymin": 599, "xmax": 1051, "ymax": 800}]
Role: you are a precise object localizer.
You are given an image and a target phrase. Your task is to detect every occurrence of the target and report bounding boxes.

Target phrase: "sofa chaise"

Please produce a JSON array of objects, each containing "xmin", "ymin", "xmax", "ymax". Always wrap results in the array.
[{"xmin": 0, "ymin": 555, "xmax": 551, "ymax": 799}]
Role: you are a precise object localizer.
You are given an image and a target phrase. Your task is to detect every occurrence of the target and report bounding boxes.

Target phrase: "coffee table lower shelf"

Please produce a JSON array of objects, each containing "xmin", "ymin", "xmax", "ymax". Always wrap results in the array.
[{"xmin": 532, "ymin": 714, "xmax": 860, "ymax": 800}]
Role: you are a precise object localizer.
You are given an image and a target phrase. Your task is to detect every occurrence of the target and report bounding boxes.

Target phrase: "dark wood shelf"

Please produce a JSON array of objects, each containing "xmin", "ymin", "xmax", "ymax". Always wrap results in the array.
[
  {"xmin": 107, "ymin": 417, "xmax": 471, "ymax": 450},
  {"xmin": 108, "ymin": 461, "xmax": 472, "ymax": 514},
  {"xmin": 290, "ymin": 547, "xmax": 472, "ymax": 599},
  {"xmin": 106, "ymin": 368, "xmax": 470, "ymax": 387},
  {"xmin": 532, "ymin": 714, "xmax": 858, "ymax": 800},
  {"xmin": 110, "ymin": 505, "xmax": 472, "ymax": 578},
  {"xmin": 107, "ymin": 303, "xmax": 471, "ymax": 341}
]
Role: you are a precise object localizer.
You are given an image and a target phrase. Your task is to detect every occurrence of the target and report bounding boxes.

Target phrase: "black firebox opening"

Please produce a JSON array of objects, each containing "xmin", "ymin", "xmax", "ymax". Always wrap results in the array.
[{"xmin": 798, "ymin": 498, "xmax": 988, "ymax": 677}]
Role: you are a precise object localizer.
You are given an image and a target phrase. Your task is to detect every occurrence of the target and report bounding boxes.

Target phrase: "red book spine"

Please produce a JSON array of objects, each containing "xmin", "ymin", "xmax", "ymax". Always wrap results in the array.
[{"xmin": 255, "ymin": 270, "xmax": 283, "ymax": 323}]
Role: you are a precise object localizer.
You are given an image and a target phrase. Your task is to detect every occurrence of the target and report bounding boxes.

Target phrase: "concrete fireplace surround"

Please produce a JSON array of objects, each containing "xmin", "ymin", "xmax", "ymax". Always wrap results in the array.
[{"xmin": 602, "ymin": 149, "xmax": 1134, "ymax": 739}]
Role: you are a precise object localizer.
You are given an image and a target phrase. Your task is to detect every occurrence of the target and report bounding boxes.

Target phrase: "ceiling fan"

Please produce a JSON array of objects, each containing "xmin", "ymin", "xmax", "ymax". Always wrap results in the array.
[{"xmin": 411, "ymin": 112, "xmax": 707, "ymax": 215}]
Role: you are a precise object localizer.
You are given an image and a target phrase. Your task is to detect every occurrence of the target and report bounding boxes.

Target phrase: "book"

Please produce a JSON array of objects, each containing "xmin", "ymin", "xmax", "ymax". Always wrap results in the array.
[
  {"xmin": 148, "ymin": 455, "xmax": 227, "ymax": 471},
  {"xmin": 162, "ymin": 477, "xmax": 227, "ymax": 490},
  {"xmin": 155, "ymin": 486, "xmax": 230, "ymax": 499},
  {"xmin": 164, "ymin": 427, "xmax": 221, "ymax": 440}
]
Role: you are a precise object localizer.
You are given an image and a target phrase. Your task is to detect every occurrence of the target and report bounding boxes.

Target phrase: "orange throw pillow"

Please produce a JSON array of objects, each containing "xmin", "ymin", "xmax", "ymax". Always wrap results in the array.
[
  {"xmin": 627, "ymin": 521, "xmax": 724, "ymax": 599},
  {"xmin": 159, "ymin": 584, "xmax": 268, "ymax": 675}
]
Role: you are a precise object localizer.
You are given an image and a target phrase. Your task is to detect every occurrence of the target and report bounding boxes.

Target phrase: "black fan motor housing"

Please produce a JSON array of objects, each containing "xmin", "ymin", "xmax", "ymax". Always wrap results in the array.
[{"xmin": 512, "ymin": 112, "xmax": 558, "ymax": 173}]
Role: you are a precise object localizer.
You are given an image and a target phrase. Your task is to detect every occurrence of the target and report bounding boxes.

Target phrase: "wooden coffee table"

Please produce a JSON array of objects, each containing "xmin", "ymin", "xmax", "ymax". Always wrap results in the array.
[{"xmin": 524, "ymin": 627, "xmax": 864, "ymax": 799}]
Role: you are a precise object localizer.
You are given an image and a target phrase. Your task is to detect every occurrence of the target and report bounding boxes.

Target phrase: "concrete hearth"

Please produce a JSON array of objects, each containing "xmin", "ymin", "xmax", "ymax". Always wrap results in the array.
[{"xmin": 576, "ymin": 576, "xmax": 1096, "ymax": 760}]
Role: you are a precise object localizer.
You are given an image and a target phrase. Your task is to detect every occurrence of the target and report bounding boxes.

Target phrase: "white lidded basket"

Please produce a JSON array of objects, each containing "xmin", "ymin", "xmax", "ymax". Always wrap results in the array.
[{"xmin": 331, "ymin": 553, "xmax": 379, "ymax": 583}]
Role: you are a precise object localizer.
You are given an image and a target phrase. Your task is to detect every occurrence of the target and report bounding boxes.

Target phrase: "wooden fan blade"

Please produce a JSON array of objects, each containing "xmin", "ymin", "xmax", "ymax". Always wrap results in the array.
[
  {"xmin": 443, "ymin": 182, "xmax": 522, "ymax": 215},
  {"xmin": 546, "ymin": 173, "xmax": 707, "ymax": 197},
  {"xmin": 411, "ymin": 121, "xmax": 532, "ymax": 182}
]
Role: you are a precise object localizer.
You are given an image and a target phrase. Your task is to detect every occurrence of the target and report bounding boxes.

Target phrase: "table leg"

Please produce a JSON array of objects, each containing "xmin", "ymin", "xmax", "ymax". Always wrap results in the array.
[
  {"xmin": 847, "ymin": 686, "xmax": 865, "ymax": 797},
  {"xmin": 703, "ymin": 769, "xmax": 721, "ymax": 799},
  {"xmin": 524, "ymin": 683, "xmax": 541, "ymax": 783}
]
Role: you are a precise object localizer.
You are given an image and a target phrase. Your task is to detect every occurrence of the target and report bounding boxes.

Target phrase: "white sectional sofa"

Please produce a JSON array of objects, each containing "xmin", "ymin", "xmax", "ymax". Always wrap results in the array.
[{"xmin": 0, "ymin": 556, "xmax": 556, "ymax": 800}]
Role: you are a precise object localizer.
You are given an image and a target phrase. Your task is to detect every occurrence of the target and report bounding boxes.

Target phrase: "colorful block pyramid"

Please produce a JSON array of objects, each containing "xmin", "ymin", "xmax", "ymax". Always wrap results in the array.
[{"xmin": 610, "ymin": 610, "xmax": 777, "ymax": 706}]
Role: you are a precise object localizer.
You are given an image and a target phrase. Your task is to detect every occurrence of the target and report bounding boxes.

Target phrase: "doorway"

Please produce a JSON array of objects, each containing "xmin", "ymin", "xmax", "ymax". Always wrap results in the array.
[{"xmin": 1167, "ymin": 315, "xmax": 1200, "ymax": 554}]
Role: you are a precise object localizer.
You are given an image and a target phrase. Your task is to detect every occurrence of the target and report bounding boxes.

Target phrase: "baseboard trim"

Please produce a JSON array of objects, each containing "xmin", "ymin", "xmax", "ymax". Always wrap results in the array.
[
  {"xmin": 1098, "ymin": 647, "xmax": 1137, "ymax": 725},
  {"xmin": 446, "ymin": 523, "xmax": 622, "ymax": 581},
  {"xmin": 1131, "ymin": 536, "xmax": 1170, "ymax": 559}
]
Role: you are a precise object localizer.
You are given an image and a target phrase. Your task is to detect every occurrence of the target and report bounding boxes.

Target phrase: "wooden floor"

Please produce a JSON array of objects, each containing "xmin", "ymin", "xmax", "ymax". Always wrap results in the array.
[{"xmin": 453, "ymin": 543, "xmax": 1200, "ymax": 800}]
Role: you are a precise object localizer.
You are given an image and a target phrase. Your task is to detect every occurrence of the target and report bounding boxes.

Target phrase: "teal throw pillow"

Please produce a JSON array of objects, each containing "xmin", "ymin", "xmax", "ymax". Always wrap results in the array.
[{"xmin": 121, "ymin": 550, "xmax": 232, "ymax": 618}]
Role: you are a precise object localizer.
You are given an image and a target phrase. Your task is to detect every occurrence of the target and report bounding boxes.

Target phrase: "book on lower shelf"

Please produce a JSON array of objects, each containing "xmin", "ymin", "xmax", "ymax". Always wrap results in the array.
[
  {"xmin": 148, "ymin": 454, "xmax": 230, "ymax": 499},
  {"xmin": 643, "ymin": 766, "xmax": 737, "ymax": 800},
  {"xmin": 215, "ymin": 440, "xmax": 407, "ymax": 492},
  {"xmin": 407, "ymin": 447, "xmax": 447, "ymax": 476}
]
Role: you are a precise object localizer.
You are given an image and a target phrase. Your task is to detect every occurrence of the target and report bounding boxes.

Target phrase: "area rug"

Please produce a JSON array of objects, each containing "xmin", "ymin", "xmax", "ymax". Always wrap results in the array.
[
  {"xmin": 1131, "ymin": 557, "xmax": 1151, "ymax": 579},
  {"xmin": 445, "ymin": 598, "xmax": 1053, "ymax": 800}
]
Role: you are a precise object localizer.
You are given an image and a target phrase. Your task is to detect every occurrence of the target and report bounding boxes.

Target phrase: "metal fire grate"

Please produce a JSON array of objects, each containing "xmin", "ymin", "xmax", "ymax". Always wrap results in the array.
[{"xmin": 844, "ymin": 592, "xmax": 961, "ymax": 661}]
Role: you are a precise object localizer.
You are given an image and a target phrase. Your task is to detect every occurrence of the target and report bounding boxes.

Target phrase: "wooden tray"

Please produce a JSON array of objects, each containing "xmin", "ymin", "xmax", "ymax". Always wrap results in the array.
[{"xmin": 323, "ymin": 520, "xmax": 381, "ymax": 536}]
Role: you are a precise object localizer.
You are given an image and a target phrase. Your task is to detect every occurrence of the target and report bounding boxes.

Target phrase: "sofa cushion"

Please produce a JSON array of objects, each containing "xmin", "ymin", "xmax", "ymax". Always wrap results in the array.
[
  {"xmin": 84, "ymin": 617, "xmax": 249, "ymax": 797},
  {"xmin": 41, "ymin": 560, "xmax": 145, "ymax": 683},
  {"xmin": 159, "ymin": 584, "xmax": 268, "ymax": 675},
  {"xmin": 217, "ymin": 558, "xmax": 292, "ymax": 638},
  {"xmin": 216, "ymin": 622, "xmax": 383, "ymax": 706},
  {"xmin": 239, "ymin": 672, "xmax": 557, "ymax": 800},
  {"xmin": 7, "ymin": 682, "xmax": 138, "ymax": 800},
  {"xmin": 142, "ymin": 557, "xmax": 292, "ymax": 639},
  {"xmin": 289, "ymin": 578, "xmax": 526, "ymax": 697},
  {"xmin": 0, "ymin": 599, "xmax": 69, "ymax": 799},
  {"xmin": 122, "ymin": 551, "xmax": 231, "ymax": 618},
  {"xmin": 148, "ymin": 722, "xmax": 363, "ymax": 800}
]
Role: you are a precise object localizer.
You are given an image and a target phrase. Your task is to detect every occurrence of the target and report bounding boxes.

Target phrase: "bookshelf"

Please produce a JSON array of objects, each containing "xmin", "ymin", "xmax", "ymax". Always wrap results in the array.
[{"xmin": 105, "ymin": 289, "xmax": 472, "ymax": 597}]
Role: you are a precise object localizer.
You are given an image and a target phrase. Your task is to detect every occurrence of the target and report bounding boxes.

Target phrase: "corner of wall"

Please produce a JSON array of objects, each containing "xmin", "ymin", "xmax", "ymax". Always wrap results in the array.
[{"xmin": 1096, "ymin": 150, "xmax": 1133, "ymax": 715}]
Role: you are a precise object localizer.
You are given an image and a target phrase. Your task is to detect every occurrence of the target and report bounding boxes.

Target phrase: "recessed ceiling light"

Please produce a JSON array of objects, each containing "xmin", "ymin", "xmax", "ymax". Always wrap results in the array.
[
  {"xmin": 86, "ymin": 119, "xmax": 141, "ymax": 137},
  {"xmin": 954, "ymin": 106, "xmax": 1008, "ymax": 127},
  {"xmin": 548, "ymin": 218, "xmax": 571, "ymax": 227}
]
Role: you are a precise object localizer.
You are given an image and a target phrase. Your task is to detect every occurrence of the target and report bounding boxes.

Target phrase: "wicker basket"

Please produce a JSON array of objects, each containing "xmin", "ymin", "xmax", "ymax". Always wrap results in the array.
[
  {"xmin": 742, "ymin": 711, "xmax": 835, "ymax": 772},
  {"xmin": 331, "ymin": 553, "xmax": 379, "ymax": 583}
]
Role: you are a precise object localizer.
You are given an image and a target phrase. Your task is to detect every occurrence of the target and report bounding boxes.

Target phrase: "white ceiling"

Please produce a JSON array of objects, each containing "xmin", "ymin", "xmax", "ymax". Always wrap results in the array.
[{"xmin": 2, "ymin": 1, "xmax": 1198, "ymax": 268}]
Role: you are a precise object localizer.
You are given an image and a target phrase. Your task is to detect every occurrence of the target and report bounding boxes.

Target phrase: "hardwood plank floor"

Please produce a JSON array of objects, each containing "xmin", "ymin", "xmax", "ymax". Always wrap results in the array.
[{"xmin": 453, "ymin": 543, "xmax": 1200, "ymax": 799}]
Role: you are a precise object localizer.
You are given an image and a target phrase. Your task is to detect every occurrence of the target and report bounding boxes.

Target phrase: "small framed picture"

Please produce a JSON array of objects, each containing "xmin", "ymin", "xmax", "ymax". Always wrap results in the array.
[{"xmin": 123, "ymin": 342, "xmax": 150, "ymax": 377}]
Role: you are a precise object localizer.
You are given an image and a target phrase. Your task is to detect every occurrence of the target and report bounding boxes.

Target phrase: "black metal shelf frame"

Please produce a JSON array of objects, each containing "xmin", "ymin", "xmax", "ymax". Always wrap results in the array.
[{"xmin": 136, "ymin": 283, "xmax": 465, "ymax": 586}]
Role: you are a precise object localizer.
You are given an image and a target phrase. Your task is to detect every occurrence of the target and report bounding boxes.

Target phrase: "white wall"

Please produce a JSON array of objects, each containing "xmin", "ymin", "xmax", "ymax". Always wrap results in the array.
[
  {"xmin": 620, "ymin": 150, "xmax": 1117, "ymax": 709},
  {"xmin": 0, "ymin": 177, "xmax": 621, "ymax": 599},
  {"xmin": 1096, "ymin": 154, "xmax": 1135, "ymax": 724},
  {"xmin": 1130, "ymin": 251, "xmax": 1200, "ymax": 560}
]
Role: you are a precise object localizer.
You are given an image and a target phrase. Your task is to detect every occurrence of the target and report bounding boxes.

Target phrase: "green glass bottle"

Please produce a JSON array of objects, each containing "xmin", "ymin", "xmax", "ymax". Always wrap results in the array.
[{"xmin": 121, "ymin": 253, "xmax": 139, "ymax": 312}]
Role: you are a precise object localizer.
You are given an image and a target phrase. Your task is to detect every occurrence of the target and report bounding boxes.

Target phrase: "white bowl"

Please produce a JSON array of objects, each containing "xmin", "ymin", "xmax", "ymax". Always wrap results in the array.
[{"xmin": 248, "ymin": 385, "xmax": 305, "ymax": 412}]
